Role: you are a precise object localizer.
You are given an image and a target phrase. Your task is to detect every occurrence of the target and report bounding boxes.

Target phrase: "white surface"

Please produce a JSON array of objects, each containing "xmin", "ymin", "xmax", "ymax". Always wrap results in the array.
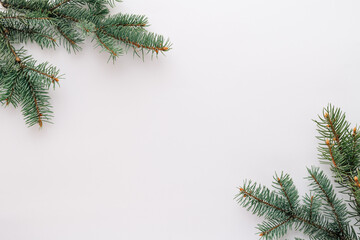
[{"xmin": 1, "ymin": 0, "xmax": 360, "ymax": 239}]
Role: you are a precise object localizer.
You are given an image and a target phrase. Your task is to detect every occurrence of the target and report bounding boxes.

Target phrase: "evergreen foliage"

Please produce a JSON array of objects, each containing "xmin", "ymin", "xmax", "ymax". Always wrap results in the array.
[
  {"xmin": 236, "ymin": 105, "xmax": 360, "ymax": 239},
  {"xmin": 0, "ymin": 0, "xmax": 171, "ymax": 127}
]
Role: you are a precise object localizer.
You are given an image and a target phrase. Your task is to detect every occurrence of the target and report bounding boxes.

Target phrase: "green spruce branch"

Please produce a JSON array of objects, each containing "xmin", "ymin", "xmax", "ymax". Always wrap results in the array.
[
  {"xmin": 236, "ymin": 105, "xmax": 360, "ymax": 240},
  {"xmin": 0, "ymin": 0, "xmax": 171, "ymax": 127}
]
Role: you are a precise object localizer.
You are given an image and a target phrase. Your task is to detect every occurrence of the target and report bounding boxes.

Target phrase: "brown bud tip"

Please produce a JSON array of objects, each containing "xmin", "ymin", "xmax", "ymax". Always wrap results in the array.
[
  {"xmin": 354, "ymin": 127, "xmax": 357, "ymax": 134},
  {"xmin": 15, "ymin": 57, "xmax": 20, "ymax": 62},
  {"xmin": 333, "ymin": 137, "xmax": 336, "ymax": 141},
  {"xmin": 38, "ymin": 119, "xmax": 43, "ymax": 128},
  {"xmin": 325, "ymin": 139, "xmax": 330, "ymax": 145},
  {"xmin": 324, "ymin": 112, "xmax": 329, "ymax": 118},
  {"xmin": 239, "ymin": 188, "xmax": 244, "ymax": 192},
  {"xmin": 163, "ymin": 47, "xmax": 169, "ymax": 51},
  {"xmin": 260, "ymin": 233, "xmax": 264, "ymax": 236},
  {"xmin": 354, "ymin": 176, "xmax": 358, "ymax": 181},
  {"xmin": 54, "ymin": 78, "xmax": 59, "ymax": 82},
  {"xmin": 277, "ymin": 177, "xmax": 280, "ymax": 181},
  {"xmin": 326, "ymin": 124, "xmax": 330, "ymax": 128}
]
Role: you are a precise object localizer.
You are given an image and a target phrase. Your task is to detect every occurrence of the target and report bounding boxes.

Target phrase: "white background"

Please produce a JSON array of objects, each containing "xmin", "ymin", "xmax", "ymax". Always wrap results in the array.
[{"xmin": 1, "ymin": 0, "xmax": 360, "ymax": 239}]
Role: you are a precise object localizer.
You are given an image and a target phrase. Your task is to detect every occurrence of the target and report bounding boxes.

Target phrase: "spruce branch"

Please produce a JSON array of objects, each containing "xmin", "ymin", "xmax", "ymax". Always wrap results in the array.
[
  {"xmin": 236, "ymin": 105, "xmax": 360, "ymax": 239},
  {"xmin": 315, "ymin": 105, "xmax": 360, "ymax": 224},
  {"xmin": 0, "ymin": 0, "xmax": 171, "ymax": 127}
]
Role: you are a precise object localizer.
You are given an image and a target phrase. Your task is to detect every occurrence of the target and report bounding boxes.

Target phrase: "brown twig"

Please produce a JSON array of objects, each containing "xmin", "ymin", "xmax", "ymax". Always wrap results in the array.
[{"xmin": 50, "ymin": 0, "xmax": 71, "ymax": 12}]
